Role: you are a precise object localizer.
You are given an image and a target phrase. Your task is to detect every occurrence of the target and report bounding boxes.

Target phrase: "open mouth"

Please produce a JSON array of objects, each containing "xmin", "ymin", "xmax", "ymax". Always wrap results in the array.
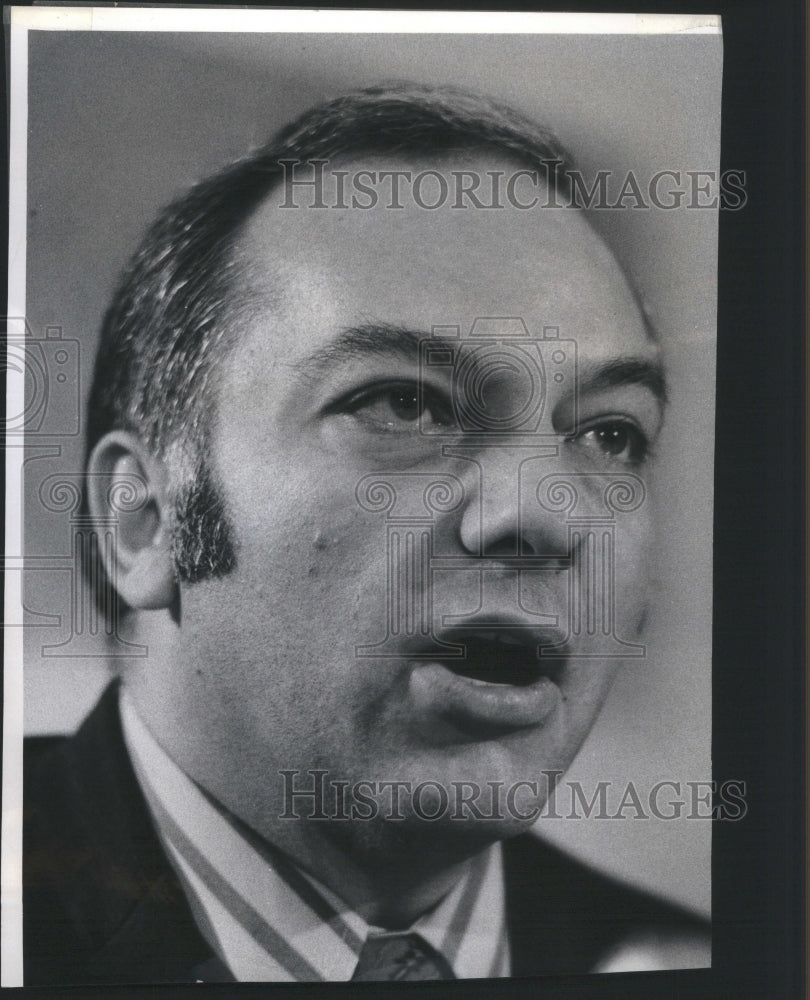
[
  {"xmin": 437, "ymin": 630, "xmax": 564, "ymax": 687},
  {"xmin": 405, "ymin": 621, "xmax": 567, "ymax": 731}
]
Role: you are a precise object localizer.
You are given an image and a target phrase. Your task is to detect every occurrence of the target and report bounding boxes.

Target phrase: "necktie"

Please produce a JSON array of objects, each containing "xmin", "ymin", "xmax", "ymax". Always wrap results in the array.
[{"xmin": 351, "ymin": 932, "xmax": 456, "ymax": 981}]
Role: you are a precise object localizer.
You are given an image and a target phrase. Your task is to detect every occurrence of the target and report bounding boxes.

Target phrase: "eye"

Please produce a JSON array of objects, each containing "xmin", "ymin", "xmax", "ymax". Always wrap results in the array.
[
  {"xmin": 340, "ymin": 381, "xmax": 455, "ymax": 433},
  {"xmin": 570, "ymin": 420, "xmax": 650, "ymax": 466}
]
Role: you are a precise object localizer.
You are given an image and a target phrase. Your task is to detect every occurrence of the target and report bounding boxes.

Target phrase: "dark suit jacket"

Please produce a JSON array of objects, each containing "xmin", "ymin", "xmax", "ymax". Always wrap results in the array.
[{"xmin": 23, "ymin": 682, "xmax": 709, "ymax": 985}]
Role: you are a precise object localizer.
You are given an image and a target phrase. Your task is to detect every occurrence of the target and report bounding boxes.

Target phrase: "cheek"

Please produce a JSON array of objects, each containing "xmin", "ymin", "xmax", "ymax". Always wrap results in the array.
[
  {"xmin": 226, "ymin": 473, "xmax": 393, "ymax": 640},
  {"xmin": 229, "ymin": 461, "xmax": 363, "ymax": 563},
  {"xmin": 560, "ymin": 660, "xmax": 622, "ymax": 755},
  {"xmin": 612, "ymin": 509, "xmax": 654, "ymax": 628}
]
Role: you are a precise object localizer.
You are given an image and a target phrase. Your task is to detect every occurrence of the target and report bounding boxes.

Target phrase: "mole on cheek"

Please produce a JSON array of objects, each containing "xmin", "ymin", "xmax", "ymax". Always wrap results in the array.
[{"xmin": 313, "ymin": 530, "xmax": 341, "ymax": 550}]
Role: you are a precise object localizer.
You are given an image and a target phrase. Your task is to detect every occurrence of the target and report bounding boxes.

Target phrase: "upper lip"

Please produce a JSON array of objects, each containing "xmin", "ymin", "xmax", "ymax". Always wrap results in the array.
[
  {"xmin": 400, "ymin": 613, "xmax": 569, "ymax": 683},
  {"xmin": 405, "ymin": 613, "xmax": 568, "ymax": 656}
]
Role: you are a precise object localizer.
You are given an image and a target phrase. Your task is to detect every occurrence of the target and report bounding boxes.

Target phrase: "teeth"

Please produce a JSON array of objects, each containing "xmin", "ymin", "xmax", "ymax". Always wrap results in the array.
[
  {"xmin": 497, "ymin": 634, "xmax": 525, "ymax": 648},
  {"xmin": 459, "ymin": 630, "xmax": 528, "ymax": 649}
]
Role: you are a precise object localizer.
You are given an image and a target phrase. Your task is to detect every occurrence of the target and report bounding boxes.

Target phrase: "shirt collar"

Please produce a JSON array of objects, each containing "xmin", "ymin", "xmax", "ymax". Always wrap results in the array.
[{"xmin": 119, "ymin": 689, "xmax": 509, "ymax": 981}]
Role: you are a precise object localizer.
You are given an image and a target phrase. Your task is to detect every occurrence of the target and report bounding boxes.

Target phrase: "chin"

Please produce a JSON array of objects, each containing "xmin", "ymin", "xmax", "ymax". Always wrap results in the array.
[{"xmin": 322, "ymin": 798, "xmax": 539, "ymax": 874}]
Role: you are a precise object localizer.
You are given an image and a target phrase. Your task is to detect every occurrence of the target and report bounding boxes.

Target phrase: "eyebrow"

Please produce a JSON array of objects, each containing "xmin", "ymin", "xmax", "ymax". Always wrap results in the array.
[
  {"xmin": 575, "ymin": 356, "xmax": 668, "ymax": 407},
  {"xmin": 294, "ymin": 323, "xmax": 668, "ymax": 405},
  {"xmin": 292, "ymin": 323, "xmax": 427, "ymax": 380}
]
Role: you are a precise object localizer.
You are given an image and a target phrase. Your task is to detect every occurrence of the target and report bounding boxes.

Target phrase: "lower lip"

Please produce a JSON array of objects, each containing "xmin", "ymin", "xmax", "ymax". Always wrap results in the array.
[{"xmin": 408, "ymin": 660, "xmax": 562, "ymax": 733}]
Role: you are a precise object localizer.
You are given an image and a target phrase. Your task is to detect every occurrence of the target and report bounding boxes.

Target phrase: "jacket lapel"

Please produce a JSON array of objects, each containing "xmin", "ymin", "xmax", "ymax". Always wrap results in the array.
[{"xmin": 26, "ymin": 681, "xmax": 218, "ymax": 983}]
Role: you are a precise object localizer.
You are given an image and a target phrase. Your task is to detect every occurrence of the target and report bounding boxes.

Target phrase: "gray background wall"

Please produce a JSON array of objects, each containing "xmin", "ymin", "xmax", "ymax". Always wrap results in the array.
[{"xmin": 21, "ymin": 28, "xmax": 721, "ymax": 917}]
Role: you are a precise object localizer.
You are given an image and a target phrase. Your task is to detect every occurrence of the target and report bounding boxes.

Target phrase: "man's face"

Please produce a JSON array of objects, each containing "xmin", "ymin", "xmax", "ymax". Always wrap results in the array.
[{"xmin": 158, "ymin": 154, "xmax": 664, "ymax": 849}]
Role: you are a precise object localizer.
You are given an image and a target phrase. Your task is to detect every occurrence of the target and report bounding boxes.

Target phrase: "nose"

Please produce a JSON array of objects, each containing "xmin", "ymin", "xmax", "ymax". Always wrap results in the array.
[{"xmin": 452, "ymin": 446, "xmax": 570, "ymax": 559}]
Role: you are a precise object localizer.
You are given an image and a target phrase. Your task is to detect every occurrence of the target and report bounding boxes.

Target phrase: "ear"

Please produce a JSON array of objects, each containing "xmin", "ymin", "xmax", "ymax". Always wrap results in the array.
[{"xmin": 86, "ymin": 430, "xmax": 177, "ymax": 611}]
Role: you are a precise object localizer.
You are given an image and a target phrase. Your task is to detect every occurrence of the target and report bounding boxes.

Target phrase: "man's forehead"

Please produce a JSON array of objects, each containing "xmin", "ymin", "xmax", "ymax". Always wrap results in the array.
[
  {"xmin": 233, "ymin": 152, "xmax": 656, "ymax": 366},
  {"xmin": 241, "ymin": 149, "xmax": 593, "ymax": 260}
]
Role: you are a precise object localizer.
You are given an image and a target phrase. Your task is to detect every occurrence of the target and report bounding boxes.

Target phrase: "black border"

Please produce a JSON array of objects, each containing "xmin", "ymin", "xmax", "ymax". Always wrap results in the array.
[{"xmin": 2, "ymin": 1, "xmax": 806, "ymax": 998}]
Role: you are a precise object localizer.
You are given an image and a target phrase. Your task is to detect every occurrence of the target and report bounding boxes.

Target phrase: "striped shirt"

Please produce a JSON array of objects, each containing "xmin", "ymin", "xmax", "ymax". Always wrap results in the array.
[{"xmin": 120, "ymin": 691, "xmax": 510, "ymax": 982}]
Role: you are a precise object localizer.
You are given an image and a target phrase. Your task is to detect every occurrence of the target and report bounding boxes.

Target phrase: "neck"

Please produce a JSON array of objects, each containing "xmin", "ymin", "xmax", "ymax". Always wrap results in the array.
[{"xmin": 269, "ymin": 822, "xmax": 484, "ymax": 928}]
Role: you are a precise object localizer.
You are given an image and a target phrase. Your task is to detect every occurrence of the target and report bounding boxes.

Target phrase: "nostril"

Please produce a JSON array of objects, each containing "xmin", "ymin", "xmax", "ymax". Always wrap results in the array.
[{"xmin": 480, "ymin": 534, "xmax": 530, "ymax": 559}]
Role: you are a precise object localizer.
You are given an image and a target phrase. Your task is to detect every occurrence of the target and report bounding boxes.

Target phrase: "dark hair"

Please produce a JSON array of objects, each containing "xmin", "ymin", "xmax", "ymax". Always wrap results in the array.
[{"xmin": 84, "ymin": 82, "xmax": 575, "ymax": 611}]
